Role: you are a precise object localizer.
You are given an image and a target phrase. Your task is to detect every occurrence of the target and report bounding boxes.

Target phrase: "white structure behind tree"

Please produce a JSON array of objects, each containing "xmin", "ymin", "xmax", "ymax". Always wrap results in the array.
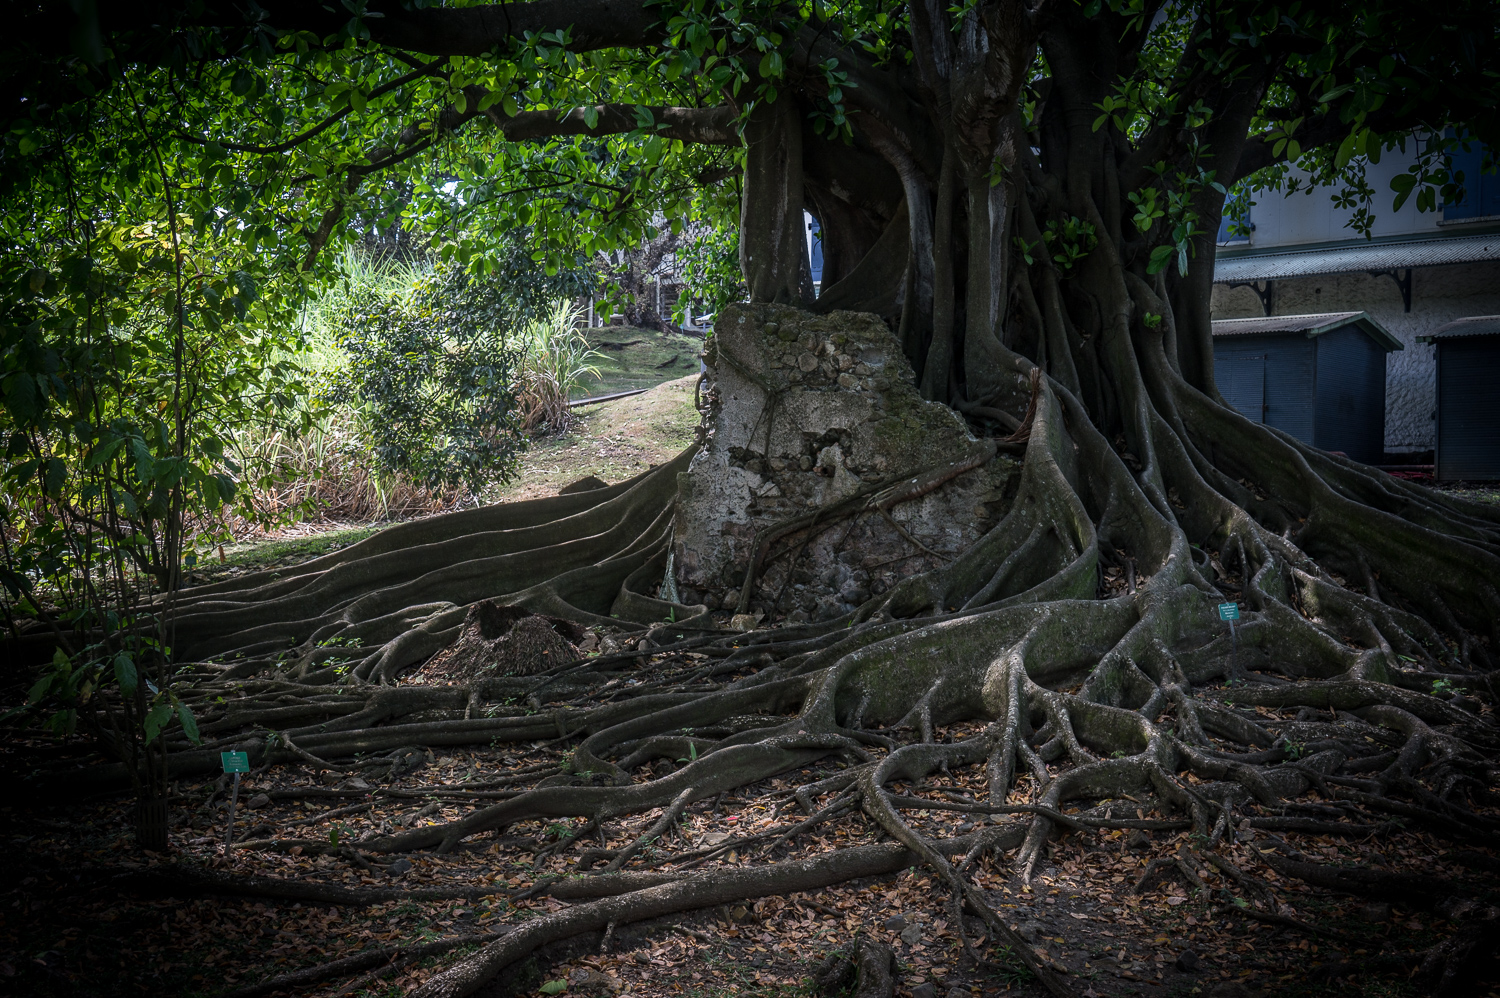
[{"xmin": 1212, "ymin": 137, "xmax": 1500, "ymax": 459}]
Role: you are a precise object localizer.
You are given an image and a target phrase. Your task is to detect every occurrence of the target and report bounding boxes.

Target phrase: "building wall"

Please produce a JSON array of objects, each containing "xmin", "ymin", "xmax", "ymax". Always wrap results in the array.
[
  {"xmin": 1211, "ymin": 260, "xmax": 1500, "ymax": 454},
  {"xmin": 1239, "ymin": 153, "xmax": 1445, "ymax": 249}
]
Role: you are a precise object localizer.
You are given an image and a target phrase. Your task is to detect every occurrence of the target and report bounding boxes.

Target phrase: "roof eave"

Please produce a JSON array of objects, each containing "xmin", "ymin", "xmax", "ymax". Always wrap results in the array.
[{"xmin": 1346, "ymin": 315, "xmax": 1403, "ymax": 351}]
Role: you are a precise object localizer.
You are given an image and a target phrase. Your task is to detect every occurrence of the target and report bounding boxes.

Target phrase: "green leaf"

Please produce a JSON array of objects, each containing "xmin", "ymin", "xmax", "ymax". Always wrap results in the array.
[
  {"xmin": 1147, "ymin": 244, "xmax": 1175, "ymax": 275},
  {"xmin": 1334, "ymin": 131, "xmax": 1359, "ymax": 170},
  {"xmin": 43, "ymin": 457, "xmax": 66, "ymax": 497},
  {"xmin": 143, "ymin": 703, "xmax": 173, "ymax": 744},
  {"xmin": 539, "ymin": 981, "xmax": 567, "ymax": 995},
  {"xmin": 178, "ymin": 704, "xmax": 201, "ymax": 744},
  {"xmin": 114, "ymin": 652, "xmax": 139, "ymax": 697},
  {"xmin": 231, "ymin": 68, "xmax": 256, "ymax": 97},
  {"xmin": 27, "ymin": 673, "xmax": 53, "ymax": 705},
  {"xmin": 131, "ymin": 438, "xmax": 155, "ymax": 482}
]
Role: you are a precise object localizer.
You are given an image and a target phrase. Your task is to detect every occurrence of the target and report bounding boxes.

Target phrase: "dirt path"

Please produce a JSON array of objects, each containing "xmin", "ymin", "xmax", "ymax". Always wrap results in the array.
[{"xmin": 485, "ymin": 374, "xmax": 701, "ymax": 504}]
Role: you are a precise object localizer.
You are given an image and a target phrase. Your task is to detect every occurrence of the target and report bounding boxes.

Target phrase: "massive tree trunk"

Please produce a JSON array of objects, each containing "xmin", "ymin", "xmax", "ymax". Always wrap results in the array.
[{"xmin": 24, "ymin": 2, "xmax": 1500, "ymax": 996}]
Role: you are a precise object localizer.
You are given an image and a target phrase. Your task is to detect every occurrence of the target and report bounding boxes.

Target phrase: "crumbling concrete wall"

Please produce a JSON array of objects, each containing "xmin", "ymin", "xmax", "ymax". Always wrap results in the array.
[{"xmin": 674, "ymin": 303, "xmax": 1017, "ymax": 621}]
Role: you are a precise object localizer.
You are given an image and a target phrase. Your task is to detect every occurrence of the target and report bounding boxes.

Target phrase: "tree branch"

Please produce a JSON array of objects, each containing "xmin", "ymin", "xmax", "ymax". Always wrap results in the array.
[
  {"xmin": 178, "ymin": 59, "xmax": 445, "ymax": 155},
  {"xmin": 499, "ymin": 104, "xmax": 739, "ymax": 145},
  {"xmin": 300, "ymin": 201, "xmax": 344, "ymax": 272}
]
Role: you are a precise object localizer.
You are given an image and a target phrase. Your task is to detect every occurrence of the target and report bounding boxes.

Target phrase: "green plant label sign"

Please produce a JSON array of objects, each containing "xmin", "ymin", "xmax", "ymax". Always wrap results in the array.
[
  {"xmin": 221, "ymin": 751, "xmax": 250, "ymax": 774},
  {"xmin": 1217, "ymin": 602, "xmax": 1240, "ymax": 621}
]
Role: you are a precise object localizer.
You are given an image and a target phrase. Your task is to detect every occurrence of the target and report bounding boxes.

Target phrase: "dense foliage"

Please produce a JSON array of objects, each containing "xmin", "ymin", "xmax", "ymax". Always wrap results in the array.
[
  {"xmin": 0, "ymin": 217, "xmax": 304, "ymax": 841},
  {"xmin": 319, "ymin": 262, "xmax": 526, "ymax": 493}
]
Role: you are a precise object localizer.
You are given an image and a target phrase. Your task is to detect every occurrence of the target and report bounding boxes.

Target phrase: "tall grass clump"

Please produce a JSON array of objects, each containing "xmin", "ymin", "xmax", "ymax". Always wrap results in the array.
[{"xmin": 514, "ymin": 300, "xmax": 604, "ymax": 433}]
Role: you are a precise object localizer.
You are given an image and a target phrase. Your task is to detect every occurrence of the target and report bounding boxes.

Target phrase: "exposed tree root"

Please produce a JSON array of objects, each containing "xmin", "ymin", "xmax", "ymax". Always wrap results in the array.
[
  {"xmin": 224, "ymin": 929, "xmax": 509, "ymax": 998},
  {"xmin": 814, "ymin": 937, "xmax": 898, "ymax": 998},
  {"xmin": 25, "ymin": 308, "xmax": 1500, "ymax": 997},
  {"xmin": 409, "ymin": 837, "xmax": 997, "ymax": 998},
  {"xmin": 109, "ymin": 864, "xmax": 506, "ymax": 907}
]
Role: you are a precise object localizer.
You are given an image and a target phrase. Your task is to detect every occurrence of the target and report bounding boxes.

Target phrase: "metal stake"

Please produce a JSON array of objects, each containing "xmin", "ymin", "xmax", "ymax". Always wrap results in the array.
[
  {"xmin": 1229, "ymin": 617, "xmax": 1238, "ymax": 677},
  {"xmin": 224, "ymin": 770, "xmax": 241, "ymax": 849}
]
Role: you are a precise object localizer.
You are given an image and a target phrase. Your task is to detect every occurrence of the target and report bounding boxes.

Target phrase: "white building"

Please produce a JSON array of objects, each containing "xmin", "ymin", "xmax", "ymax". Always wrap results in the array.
[{"xmin": 1211, "ymin": 138, "xmax": 1500, "ymax": 459}]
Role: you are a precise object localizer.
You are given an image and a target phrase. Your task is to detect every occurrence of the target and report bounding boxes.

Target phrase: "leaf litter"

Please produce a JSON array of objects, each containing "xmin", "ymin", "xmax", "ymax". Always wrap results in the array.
[{"xmin": 3, "ymin": 667, "xmax": 1499, "ymax": 998}]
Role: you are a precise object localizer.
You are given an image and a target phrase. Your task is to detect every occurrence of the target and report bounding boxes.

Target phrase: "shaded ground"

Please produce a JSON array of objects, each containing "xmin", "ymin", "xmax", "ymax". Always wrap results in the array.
[
  {"xmin": 1433, "ymin": 483, "xmax": 1500, "ymax": 506},
  {"xmin": 4, "ymin": 679, "xmax": 1496, "ymax": 998},
  {"xmin": 6, "ymin": 341, "xmax": 1497, "ymax": 998}
]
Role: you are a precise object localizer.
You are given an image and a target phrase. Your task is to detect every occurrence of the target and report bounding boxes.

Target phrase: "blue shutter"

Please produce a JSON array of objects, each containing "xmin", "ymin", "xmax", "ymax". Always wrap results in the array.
[
  {"xmin": 1437, "ymin": 336, "xmax": 1500, "ymax": 481},
  {"xmin": 1264, "ymin": 339, "xmax": 1318, "ymax": 443},
  {"xmin": 1216, "ymin": 352, "xmax": 1266, "ymax": 422},
  {"xmin": 1483, "ymin": 152, "xmax": 1500, "ymax": 218},
  {"xmin": 1313, "ymin": 325, "xmax": 1387, "ymax": 464},
  {"xmin": 1443, "ymin": 129, "xmax": 1495, "ymax": 221}
]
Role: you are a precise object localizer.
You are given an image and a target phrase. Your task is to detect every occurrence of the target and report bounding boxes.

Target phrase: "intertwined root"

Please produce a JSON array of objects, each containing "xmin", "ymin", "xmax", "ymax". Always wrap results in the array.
[{"xmin": 51, "ymin": 344, "xmax": 1500, "ymax": 997}]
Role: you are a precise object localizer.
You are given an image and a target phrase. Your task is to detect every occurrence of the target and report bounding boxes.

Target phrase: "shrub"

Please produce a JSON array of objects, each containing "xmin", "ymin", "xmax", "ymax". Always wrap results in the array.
[{"xmin": 320, "ymin": 262, "xmax": 525, "ymax": 494}]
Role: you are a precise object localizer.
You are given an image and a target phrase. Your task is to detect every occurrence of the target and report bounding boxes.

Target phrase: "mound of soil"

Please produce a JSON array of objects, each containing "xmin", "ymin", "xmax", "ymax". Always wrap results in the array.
[{"xmin": 420, "ymin": 601, "xmax": 586, "ymax": 681}]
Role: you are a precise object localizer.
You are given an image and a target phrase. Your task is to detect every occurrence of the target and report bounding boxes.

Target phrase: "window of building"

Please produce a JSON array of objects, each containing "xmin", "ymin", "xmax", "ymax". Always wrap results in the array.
[{"xmin": 1442, "ymin": 131, "xmax": 1500, "ymax": 222}]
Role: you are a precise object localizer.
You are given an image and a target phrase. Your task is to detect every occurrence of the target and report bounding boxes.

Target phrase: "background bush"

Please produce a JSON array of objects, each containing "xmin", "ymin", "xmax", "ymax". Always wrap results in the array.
[{"xmin": 318, "ymin": 260, "xmax": 526, "ymax": 495}]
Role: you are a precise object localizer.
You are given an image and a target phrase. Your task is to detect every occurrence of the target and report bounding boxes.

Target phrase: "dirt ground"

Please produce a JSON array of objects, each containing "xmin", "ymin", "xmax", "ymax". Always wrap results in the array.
[{"xmin": 5, "ymin": 663, "xmax": 1497, "ymax": 998}]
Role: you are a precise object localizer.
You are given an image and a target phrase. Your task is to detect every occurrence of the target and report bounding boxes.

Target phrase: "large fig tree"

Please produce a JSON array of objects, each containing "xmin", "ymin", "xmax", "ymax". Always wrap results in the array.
[{"xmin": 7, "ymin": 1, "xmax": 1500, "ymax": 995}]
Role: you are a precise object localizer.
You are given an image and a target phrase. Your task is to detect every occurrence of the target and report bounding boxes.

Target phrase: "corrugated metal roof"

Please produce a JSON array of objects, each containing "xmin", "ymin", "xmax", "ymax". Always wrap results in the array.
[
  {"xmin": 1420, "ymin": 315, "xmax": 1500, "ymax": 341},
  {"xmin": 1214, "ymin": 232, "xmax": 1500, "ymax": 284},
  {"xmin": 1211, "ymin": 311, "xmax": 1402, "ymax": 351}
]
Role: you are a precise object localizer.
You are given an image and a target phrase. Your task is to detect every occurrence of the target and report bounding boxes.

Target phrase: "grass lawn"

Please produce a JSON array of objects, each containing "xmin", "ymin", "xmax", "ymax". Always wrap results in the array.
[
  {"xmin": 487, "ymin": 372, "xmax": 701, "ymax": 503},
  {"xmin": 584, "ymin": 324, "xmax": 706, "ymax": 395}
]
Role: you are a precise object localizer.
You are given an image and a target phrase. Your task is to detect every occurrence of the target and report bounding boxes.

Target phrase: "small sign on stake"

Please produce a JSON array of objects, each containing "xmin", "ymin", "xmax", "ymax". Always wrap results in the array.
[
  {"xmin": 1217, "ymin": 602, "xmax": 1240, "ymax": 676},
  {"xmin": 221, "ymin": 751, "xmax": 250, "ymax": 848}
]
